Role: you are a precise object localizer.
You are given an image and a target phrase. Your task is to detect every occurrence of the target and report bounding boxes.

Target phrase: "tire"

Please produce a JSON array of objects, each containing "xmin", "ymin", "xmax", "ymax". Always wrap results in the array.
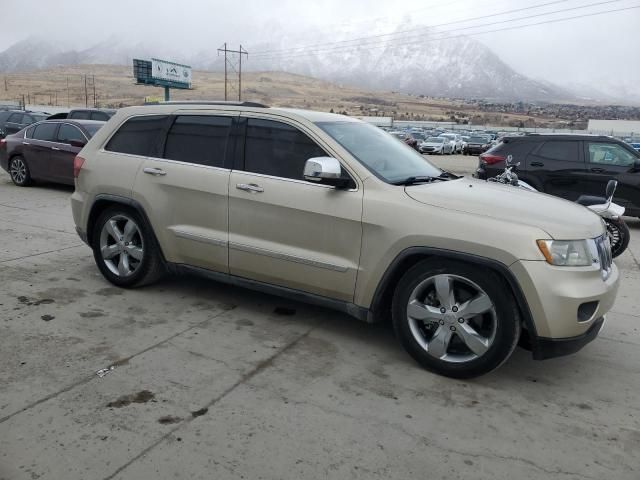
[
  {"xmin": 9, "ymin": 156, "xmax": 32, "ymax": 187},
  {"xmin": 92, "ymin": 206, "xmax": 165, "ymax": 288},
  {"xmin": 606, "ymin": 218, "xmax": 630, "ymax": 258},
  {"xmin": 392, "ymin": 259, "xmax": 521, "ymax": 378}
]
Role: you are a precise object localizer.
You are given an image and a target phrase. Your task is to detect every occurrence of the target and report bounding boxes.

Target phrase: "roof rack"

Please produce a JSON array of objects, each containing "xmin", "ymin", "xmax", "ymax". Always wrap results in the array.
[{"xmin": 152, "ymin": 101, "xmax": 269, "ymax": 108}]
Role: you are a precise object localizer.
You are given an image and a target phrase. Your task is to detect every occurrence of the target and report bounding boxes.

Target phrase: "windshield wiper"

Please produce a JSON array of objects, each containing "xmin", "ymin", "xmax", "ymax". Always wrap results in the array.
[
  {"xmin": 392, "ymin": 176, "xmax": 435, "ymax": 186},
  {"xmin": 438, "ymin": 170, "xmax": 460, "ymax": 179}
]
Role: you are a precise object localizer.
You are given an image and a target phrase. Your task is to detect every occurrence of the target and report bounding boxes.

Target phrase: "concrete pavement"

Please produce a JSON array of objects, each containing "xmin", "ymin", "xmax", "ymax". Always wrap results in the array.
[{"xmin": 1, "ymin": 161, "xmax": 639, "ymax": 480}]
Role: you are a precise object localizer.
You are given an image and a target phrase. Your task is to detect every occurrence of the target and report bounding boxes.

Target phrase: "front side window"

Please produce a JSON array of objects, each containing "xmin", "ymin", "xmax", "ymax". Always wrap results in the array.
[
  {"xmin": 317, "ymin": 121, "xmax": 442, "ymax": 184},
  {"xmin": 32, "ymin": 123, "xmax": 57, "ymax": 141},
  {"xmin": 536, "ymin": 141, "xmax": 579, "ymax": 162},
  {"xmin": 244, "ymin": 118, "xmax": 327, "ymax": 180},
  {"xmin": 7, "ymin": 113, "xmax": 23, "ymax": 123},
  {"xmin": 90, "ymin": 112, "xmax": 109, "ymax": 121},
  {"xmin": 105, "ymin": 115, "xmax": 167, "ymax": 156},
  {"xmin": 57, "ymin": 124, "xmax": 86, "ymax": 144},
  {"xmin": 588, "ymin": 142, "xmax": 637, "ymax": 167},
  {"xmin": 163, "ymin": 115, "xmax": 232, "ymax": 167}
]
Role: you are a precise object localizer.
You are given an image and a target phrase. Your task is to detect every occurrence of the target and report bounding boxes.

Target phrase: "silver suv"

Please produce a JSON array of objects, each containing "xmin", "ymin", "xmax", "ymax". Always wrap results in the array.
[{"xmin": 71, "ymin": 102, "xmax": 619, "ymax": 378}]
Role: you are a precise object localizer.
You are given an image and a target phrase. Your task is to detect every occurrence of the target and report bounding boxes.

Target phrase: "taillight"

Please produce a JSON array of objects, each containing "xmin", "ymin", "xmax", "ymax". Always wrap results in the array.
[
  {"xmin": 0, "ymin": 138, "xmax": 6, "ymax": 148},
  {"xmin": 479, "ymin": 153, "xmax": 505, "ymax": 165},
  {"xmin": 73, "ymin": 155, "xmax": 85, "ymax": 178}
]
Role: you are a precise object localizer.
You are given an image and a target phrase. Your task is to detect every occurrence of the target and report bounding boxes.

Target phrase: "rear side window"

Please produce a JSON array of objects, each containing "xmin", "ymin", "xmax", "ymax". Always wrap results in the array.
[
  {"xmin": 244, "ymin": 118, "xmax": 326, "ymax": 180},
  {"xmin": 32, "ymin": 123, "xmax": 57, "ymax": 141},
  {"xmin": 163, "ymin": 115, "xmax": 232, "ymax": 167},
  {"xmin": 90, "ymin": 112, "xmax": 109, "ymax": 121},
  {"xmin": 105, "ymin": 115, "xmax": 167, "ymax": 156},
  {"xmin": 57, "ymin": 124, "xmax": 85, "ymax": 144},
  {"xmin": 7, "ymin": 113, "xmax": 23, "ymax": 123},
  {"xmin": 536, "ymin": 141, "xmax": 579, "ymax": 162},
  {"xmin": 25, "ymin": 125, "xmax": 35, "ymax": 138},
  {"xmin": 69, "ymin": 111, "xmax": 90, "ymax": 120}
]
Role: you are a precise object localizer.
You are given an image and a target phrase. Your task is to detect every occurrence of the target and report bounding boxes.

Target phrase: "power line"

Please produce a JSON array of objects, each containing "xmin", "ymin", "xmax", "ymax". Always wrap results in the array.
[
  {"xmin": 217, "ymin": 44, "xmax": 248, "ymax": 101},
  {"xmin": 252, "ymin": 0, "xmax": 574, "ymax": 56},
  {"xmin": 252, "ymin": 2, "xmax": 637, "ymax": 61}
]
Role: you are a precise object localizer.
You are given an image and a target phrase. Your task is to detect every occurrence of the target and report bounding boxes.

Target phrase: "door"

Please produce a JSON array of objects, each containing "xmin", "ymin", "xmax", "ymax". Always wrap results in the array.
[
  {"xmin": 132, "ymin": 113, "xmax": 236, "ymax": 273},
  {"xmin": 4, "ymin": 113, "xmax": 24, "ymax": 135},
  {"xmin": 228, "ymin": 116, "xmax": 363, "ymax": 302},
  {"xmin": 24, "ymin": 122, "xmax": 58, "ymax": 180},
  {"xmin": 525, "ymin": 140, "xmax": 585, "ymax": 200},
  {"xmin": 50, "ymin": 123, "xmax": 85, "ymax": 184},
  {"xmin": 581, "ymin": 141, "xmax": 640, "ymax": 212}
]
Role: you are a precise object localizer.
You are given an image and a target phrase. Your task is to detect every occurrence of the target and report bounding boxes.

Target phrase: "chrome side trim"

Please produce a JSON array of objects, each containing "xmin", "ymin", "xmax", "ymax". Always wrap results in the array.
[
  {"xmin": 230, "ymin": 242, "xmax": 349, "ymax": 272},
  {"xmin": 171, "ymin": 229, "xmax": 228, "ymax": 247}
]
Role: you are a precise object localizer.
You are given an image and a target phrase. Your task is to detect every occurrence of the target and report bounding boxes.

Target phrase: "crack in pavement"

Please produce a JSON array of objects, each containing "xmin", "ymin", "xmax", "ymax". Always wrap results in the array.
[
  {"xmin": 0, "ymin": 217, "xmax": 78, "ymax": 236},
  {"xmin": 0, "ymin": 307, "xmax": 237, "ymax": 424},
  {"xmin": 101, "ymin": 321, "xmax": 321, "ymax": 480},
  {"xmin": 0, "ymin": 243, "xmax": 85, "ymax": 264}
]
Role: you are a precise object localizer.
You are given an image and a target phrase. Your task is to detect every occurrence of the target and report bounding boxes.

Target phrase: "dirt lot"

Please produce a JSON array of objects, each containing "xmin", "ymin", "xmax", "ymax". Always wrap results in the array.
[{"xmin": 1, "ymin": 156, "xmax": 639, "ymax": 480}]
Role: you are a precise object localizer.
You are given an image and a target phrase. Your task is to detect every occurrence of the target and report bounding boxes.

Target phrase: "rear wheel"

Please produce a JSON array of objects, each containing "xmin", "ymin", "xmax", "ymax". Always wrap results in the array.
[
  {"xmin": 92, "ymin": 207, "xmax": 165, "ymax": 287},
  {"xmin": 392, "ymin": 259, "xmax": 520, "ymax": 378},
  {"xmin": 9, "ymin": 156, "xmax": 32, "ymax": 186}
]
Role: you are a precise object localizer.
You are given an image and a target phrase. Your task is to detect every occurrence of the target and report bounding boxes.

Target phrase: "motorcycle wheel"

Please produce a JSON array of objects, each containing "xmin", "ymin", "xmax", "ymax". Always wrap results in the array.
[{"xmin": 605, "ymin": 218, "xmax": 630, "ymax": 258}]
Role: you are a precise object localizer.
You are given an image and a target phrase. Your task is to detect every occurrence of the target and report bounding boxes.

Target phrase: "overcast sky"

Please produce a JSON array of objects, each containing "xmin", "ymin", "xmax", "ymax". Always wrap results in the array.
[{"xmin": 1, "ymin": 0, "xmax": 638, "ymax": 91}]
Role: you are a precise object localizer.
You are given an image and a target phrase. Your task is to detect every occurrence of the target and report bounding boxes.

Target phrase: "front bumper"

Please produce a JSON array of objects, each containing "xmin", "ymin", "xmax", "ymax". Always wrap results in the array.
[{"xmin": 510, "ymin": 259, "xmax": 619, "ymax": 358}]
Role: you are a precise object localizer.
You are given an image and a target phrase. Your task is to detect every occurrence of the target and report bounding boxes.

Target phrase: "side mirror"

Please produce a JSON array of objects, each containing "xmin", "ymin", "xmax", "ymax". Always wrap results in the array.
[
  {"xmin": 303, "ymin": 157, "xmax": 351, "ymax": 188},
  {"xmin": 605, "ymin": 179, "xmax": 617, "ymax": 201},
  {"xmin": 69, "ymin": 140, "xmax": 86, "ymax": 148},
  {"xmin": 634, "ymin": 158, "xmax": 640, "ymax": 172}
]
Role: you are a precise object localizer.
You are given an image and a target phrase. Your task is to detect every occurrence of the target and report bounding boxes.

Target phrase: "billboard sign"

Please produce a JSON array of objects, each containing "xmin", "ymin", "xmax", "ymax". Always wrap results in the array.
[{"xmin": 151, "ymin": 59, "xmax": 191, "ymax": 88}]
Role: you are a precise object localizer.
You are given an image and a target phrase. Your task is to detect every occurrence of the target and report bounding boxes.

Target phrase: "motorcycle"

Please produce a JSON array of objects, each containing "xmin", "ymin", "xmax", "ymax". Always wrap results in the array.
[{"xmin": 488, "ymin": 155, "xmax": 630, "ymax": 258}]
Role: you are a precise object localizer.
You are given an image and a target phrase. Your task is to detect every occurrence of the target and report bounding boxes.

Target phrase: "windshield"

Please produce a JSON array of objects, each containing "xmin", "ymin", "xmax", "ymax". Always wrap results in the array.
[
  {"xmin": 317, "ymin": 121, "xmax": 442, "ymax": 183},
  {"xmin": 426, "ymin": 137, "xmax": 444, "ymax": 143},
  {"xmin": 440, "ymin": 134, "xmax": 454, "ymax": 139},
  {"xmin": 469, "ymin": 137, "xmax": 486, "ymax": 143},
  {"xmin": 31, "ymin": 114, "xmax": 47, "ymax": 122},
  {"xmin": 83, "ymin": 123, "xmax": 104, "ymax": 137}
]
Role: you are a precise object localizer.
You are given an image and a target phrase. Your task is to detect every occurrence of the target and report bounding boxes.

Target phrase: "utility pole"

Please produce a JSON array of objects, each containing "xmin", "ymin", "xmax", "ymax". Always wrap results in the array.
[
  {"xmin": 217, "ymin": 43, "xmax": 248, "ymax": 102},
  {"xmin": 84, "ymin": 74, "xmax": 88, "ymax": 107},
  {"xmin": 92, "ymin": 75, "xmax": 96, "ymax": 107},
  {"xmin": 3, "ymin": 76, "xmax": 7, "ymax": 91}
]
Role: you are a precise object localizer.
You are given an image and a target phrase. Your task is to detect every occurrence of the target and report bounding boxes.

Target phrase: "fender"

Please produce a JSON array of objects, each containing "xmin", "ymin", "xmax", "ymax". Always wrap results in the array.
[{"xmin": 369, "ymin": 246, "xmax": 539, "ymax": 351}]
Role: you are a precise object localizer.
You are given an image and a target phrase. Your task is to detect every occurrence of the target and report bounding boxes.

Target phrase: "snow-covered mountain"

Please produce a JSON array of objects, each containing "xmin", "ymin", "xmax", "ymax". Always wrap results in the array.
[{"xmin": 0, "ymin": 29, "xmax": 580, "ymax": 102}]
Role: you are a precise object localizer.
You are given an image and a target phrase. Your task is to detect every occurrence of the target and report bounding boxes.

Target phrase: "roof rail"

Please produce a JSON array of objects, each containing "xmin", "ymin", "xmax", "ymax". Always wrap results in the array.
[{"xmin": 151, "ymin": 100, "xmax": 269, "ymax": 108}]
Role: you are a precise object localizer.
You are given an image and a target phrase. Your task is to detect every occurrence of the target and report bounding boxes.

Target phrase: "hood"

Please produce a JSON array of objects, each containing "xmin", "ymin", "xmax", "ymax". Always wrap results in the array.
[
  {"xmin": 405, "ymin": 177, "xmax": 605, "ymax": 240},
  {"xmin": 421, "ymin": 142, "xmax": 445, "ymax": 147}
]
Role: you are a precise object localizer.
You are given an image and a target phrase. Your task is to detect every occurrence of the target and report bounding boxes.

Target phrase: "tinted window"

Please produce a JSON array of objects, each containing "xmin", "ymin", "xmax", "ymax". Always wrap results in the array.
[
  {"xmin": 163, "ymin": 115, "xmax": 232, "ymax": 167},
  {"xmin": 83, "ymin": 123, "xmax": 103, "ymax": 138},
  {"xmin": 536, "ymin": 141, "xmax": 579, "ymax": 162},
  {"xmin": 588, "ymin": 142, "xmax": 637, "ymax": 167},
  {"xmin": 25, "ymin": 125, "xmax": 35, "ymax": 138},
  {"xmin": 90, "ymin": 112, "xmax": 109, "ymax": 121},
  {"xmin": 7, "ymin": 113, "xmax": 23, "ymax": 123},
  {"xmin": 57, "ymin": 124, "xmax": 85, "ymax": 144},
  {"xmin": 29, "ymin": 114, "xmax": 47, "ymax": 123},
  {"xmin": 244, "ymin": 119, "xmax": 327, "ymax": 180},
  {"xmin": 69, "ymin": 111, "xmax": 90, "ymax": 120},
  {"xmin": 32, "ymin": 123, "xmax": 57, "ymax": 141},
  {"xmin": 105, "ymin": 115, "xmax": 167, "ymax": 156},
  {"xmin": 0, "ymin": 112, "xmax": 10, "ymax": 122}
]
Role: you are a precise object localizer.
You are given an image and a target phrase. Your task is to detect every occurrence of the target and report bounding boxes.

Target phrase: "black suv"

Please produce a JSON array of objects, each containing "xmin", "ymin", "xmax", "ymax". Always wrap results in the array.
[
  {"xmin": 476, "ymin": 134, "xmax": 640, "ymax": 218},
  {"xmin": 0, "ymin": 110, "xmax": 48, "ymax": 138}
]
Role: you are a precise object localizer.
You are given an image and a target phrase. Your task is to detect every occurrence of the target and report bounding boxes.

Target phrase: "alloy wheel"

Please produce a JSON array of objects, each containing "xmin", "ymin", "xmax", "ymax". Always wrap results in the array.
[
  {"xmin": 406, "ymin": 274, "xmax": 497, "ymax": 363},
  {"xmin": 10, "ymin": 158, "xmax": 27, "ymax": 184},
  {"xmin": 99, "ymin": 215, "xmax": 144, "ymax": 277}
]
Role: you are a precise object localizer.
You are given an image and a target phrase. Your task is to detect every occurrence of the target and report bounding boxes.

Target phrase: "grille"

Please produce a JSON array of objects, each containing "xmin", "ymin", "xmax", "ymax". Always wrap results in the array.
[{"xmin": 595, "ymin": 234, "xmax": 613, "ymax": 280}]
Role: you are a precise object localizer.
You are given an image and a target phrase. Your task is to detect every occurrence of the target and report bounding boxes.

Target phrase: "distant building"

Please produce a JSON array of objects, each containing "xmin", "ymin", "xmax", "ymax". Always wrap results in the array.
[{"xmin": 587, "ymin": 119, "xmax": 640, "ymax": 136}]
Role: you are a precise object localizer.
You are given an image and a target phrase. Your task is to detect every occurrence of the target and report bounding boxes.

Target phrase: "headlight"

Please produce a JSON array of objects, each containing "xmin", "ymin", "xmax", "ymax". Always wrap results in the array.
[{"xmin": 536, "ymin": 239, "xmax": 596, "ymax": 267}]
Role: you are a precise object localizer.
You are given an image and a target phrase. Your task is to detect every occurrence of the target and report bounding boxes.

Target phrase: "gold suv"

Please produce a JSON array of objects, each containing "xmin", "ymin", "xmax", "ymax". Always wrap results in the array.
[{"xmin": 71, "ymin": 102, "xmax": 620, "ymax": 378}]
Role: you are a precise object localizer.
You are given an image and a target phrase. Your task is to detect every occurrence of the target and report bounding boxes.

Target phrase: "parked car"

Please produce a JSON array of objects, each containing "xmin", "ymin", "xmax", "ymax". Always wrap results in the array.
[
  {"xmin": 476, "ymin": 134, "xmax": 640, "ymax": 218},
  {"xmin": 419, "ymin": 136, "xmax": 454, "ymax": 154},
  {"xmin": 439, "ymin": 133, "xmax": 463, "ymax": 153},
  {"xmin": 0, "ymin": 110, "xmax": 48, "ymax": 138},
  {"xmin": 47, "ymin": 108, "xmax": 116, "ymax": 121},
  {"xmin": 0, "ymin": 119, "xmax": 105, "ymax": 186},
  {"xmin": 463, "ymin": 136, "xmax": 492, "ymax": 155},
  {"xmin": 70, "ymin": 102, "xmax": 618, "ymax": 378}
]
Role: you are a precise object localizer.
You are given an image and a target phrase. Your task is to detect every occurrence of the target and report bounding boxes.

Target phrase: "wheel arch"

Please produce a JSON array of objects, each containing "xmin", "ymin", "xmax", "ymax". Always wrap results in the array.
[
  {"xmin": 86, "ymin": 194, "xmax": 166, "ymax": 262},
  {"xmin": 369, "ymin": 247, "xmax": 539, "ymax": 349}
]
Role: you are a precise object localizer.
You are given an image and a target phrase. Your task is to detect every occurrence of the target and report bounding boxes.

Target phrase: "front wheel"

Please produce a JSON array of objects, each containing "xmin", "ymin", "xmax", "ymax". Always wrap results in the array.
[
  {"xmin": 9, "ymin": 156, "xmax": 32, "ymax": 186},
  {"xmin": 606, "ymin": 218, "xmax": 630, "ymax": 258},
  {"xmin": 392, "ymin": 259, "xmax": 520, "ymax": 378}
]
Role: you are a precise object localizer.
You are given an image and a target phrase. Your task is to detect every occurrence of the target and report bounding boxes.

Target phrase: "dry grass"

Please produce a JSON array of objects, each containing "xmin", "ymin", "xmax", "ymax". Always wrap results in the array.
[{"xmin": 0, "ymin": 64, "xmax": 549, "ymax": 126}]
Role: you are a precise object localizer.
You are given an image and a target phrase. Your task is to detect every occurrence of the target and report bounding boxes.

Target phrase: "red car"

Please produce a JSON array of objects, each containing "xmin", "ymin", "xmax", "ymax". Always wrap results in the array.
[{"xmin": 0, "ymin": 119, "xmax": 104, "ymax": 186}]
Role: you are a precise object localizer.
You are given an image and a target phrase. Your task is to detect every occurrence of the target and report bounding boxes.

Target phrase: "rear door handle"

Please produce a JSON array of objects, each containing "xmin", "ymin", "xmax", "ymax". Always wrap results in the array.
[
  {"xmin": 530, "ymin": 162, "xmax": 544, "ymax": 167},
  {"xmin": 22, "ymin": 141, "xmax": 30, "ymax": 145},
  {"xmin": 143, "ymin": 167, "xmax": 167, "ymax": 176},
  {"xmin": 236, "ymin": 183, "xmax": 264, "ymax": 193},
  {"xmin": 51, "ymin": 146, "xmax": 61, "ymax": 151},
  {"xmin": 590, "ymin": 167, "xmax": 605, "ymax": 173}
]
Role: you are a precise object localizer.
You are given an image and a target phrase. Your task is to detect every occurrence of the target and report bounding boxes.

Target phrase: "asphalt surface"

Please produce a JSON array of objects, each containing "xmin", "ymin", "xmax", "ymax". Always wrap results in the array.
[{"xmin": 1, "ymin": 156, "xmax": 639, "ymax": 480}]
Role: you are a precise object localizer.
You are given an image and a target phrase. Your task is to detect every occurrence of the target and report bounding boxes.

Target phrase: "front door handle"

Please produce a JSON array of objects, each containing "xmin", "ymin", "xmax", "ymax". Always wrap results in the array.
[
  {"xmin": 22, "ymin": 141, "xmax": 30, "ymax": 145},
  {"xmin": 51, "ymin": 146, "xmax": 61, "ymax": 151},
  {"xmin": 236, "ymin": 183, "xmax": 264, "ymax": 193},
  {"xmin": 590, "ymin": 167, "xmax": 605, "ymax": 173},
  {"xmin": 530, "ymin": 162, "xmax": 544, "ymax": 167},
  {"xmin": 143, "ymin": 167, "xmax": 167, "ymax": 176}
]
